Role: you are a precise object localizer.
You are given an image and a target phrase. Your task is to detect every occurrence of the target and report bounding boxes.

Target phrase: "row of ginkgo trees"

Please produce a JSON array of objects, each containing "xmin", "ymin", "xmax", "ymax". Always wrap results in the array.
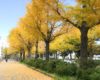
[
  {"xmin": 8, "ymin": 0, "xmax": 68, "ymax": 61},
  {"xmin": 8, "ymin": 0, "xmax": 100, "ymax": 69}
]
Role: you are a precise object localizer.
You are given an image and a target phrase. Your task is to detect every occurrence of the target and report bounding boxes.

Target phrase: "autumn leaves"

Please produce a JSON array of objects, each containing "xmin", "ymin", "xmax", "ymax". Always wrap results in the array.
[{"xmin": 7, "ymin": 0, "xmax": 100, "ymax": 68}]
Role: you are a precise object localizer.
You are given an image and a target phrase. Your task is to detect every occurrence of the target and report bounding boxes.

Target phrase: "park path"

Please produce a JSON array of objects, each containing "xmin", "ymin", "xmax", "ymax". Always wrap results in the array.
[{"xmin": 0, "ymin": 60, "xmax": 53, "ymax": 80}]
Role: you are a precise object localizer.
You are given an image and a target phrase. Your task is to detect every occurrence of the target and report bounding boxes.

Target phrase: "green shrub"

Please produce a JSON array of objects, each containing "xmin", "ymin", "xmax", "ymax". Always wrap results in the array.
[
  {"xmin": 66, "ymin": 63, "xmax": 77, "ymax": 76},
  {"xmin": 55, "ymin": 61, "xmax": 67, "ymax": 76},
  {"xmin": 46, "ymin": 60, "xmax": 56, "ymax": 73},
  {"xmin": 90, "ymin": 66, "xmax": 100, "ymax": 80},
  {"xmin": 86, "ymin": 60, "xmax": 100, "ymax": 68},
  {"xmin": 90, "ymin": 72, "xmax": 100, "ymax": 80},
  {"xmin": 86, "ymin": 60, "xmax": 96, "ymax": 68},
  {"xmin": 95, "ymin": 65, "xmax": 100, "ymax": 73},
  {"xmin": 39, "ymin": 60, "xmax": 47, "ymax": 71},
  {"xmin": 33, "ymin": 59, "xmax": 44, "ymax": 68},
  {"xmin": 55, "ymin": 61, "xmax": 77, "ymax": 76},
  {"xmin": 94, "ymin": 60, "xmax": 100, "ymax": 66},
  {"xmin": 23, "ymin": 59, "xmax": 78, "ymax": 77},
  {"xmin": 76, "ymin": 68, "xmax": 94, "ymax": 80},
  {"xmin": 23, "ymin": 59, "xmax": 34, "ymax": 66}
]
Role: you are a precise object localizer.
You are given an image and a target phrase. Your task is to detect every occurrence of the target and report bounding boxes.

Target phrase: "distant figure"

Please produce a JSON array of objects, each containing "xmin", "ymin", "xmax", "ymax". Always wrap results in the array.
[
  {"xmin": 5, "ymin": 56, "xmax": 8, "ymax": 62},
  {"xmin": 5, "ymin": 58, "xmax": 8, "ymax": 62}
]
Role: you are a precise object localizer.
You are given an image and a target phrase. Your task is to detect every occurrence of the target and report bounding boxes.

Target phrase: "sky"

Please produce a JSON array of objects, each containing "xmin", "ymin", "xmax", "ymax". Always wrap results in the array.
[
  {"xmin": 62, "ymin": 0, "xmax": 76, "ymax": 5},
  {"xmin": 0, "ymin": 0, "xmax": 76, "ymax": 48},
  {"xmin": 0, "ymin": 0, "xmax": 31, "ymax": 47}
]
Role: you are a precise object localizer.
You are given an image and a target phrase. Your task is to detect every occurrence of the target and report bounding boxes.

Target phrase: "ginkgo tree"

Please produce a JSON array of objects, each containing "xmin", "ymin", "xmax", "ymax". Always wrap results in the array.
[
  {"xmin": 50, "ymin": 27, "xmax": 80, "ymax": 59},
  {"xmin": 8, "ymin": 27, "xmax": 25, "ymax": 60},
  {"xmin": 88, "ymin": 25, "xmax": 100, "ymax": 58},
  {"xmin": 18, "ymin": 18, "xmax": 36, "ymax": 58},
  {"xmin": 8, "ymin": 0, "xmax": 100, "ymax": 68},
  {"xmin": 44, "ymin": 0, "xmax": 100, "ymax": 68},
  {"xmin": 51, "ymin": 23, "xmax": 100, "ymax": 61},
  {"xmin": 8, "ymin": 24, "xmax": 41, "ymax": 60},
  {"xmin": 24, "ymin": 0, "xmax": 68, "ymax": 60}
]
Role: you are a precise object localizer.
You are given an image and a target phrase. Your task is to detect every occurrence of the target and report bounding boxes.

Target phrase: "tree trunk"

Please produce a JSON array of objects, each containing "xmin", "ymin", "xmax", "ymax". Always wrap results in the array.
[
  {"xmin": 40, "ymin": 54, "xmax": 43, "ymax": 59},
  {"xmin": 55, "ymin": 52, "xmax": 58, "ymax": 59},
  {"xmin": 22, "ymin": 49, "xmax": 25, "ymax": 60},
  {"xmin": 54, "ymin": 52, "xmax": 57, "ymax": 60},
  {"xmin": 80, "ymin": 21, "xmax": 89, "ymax": 69},
  {"xmin": 70, "ymin": 53, "xmax": 72, "ymax": 60},
  {"xmin": 35, "ymin": 40, "xmax": 39, "ymax": 59},
  {"xmin": 20, "ymin": 51, "xmax": 22, "ymax": 61},
  {"xmin": 27, "ymin": 47, "xmax": 31, "ymax": 58},
  {"xmin": 45, "ymin": 41, "xmax": 50, "ymax": 60}
]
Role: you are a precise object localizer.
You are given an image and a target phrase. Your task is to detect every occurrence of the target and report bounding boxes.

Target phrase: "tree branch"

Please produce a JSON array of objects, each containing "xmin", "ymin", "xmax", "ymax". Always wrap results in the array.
[
  {"xmin": 45, "ymin": 0, "xmax": 79, "ymax": 28},
  {"xmin": 17, "ymin": 33, "xmax": 28, "ymax": 47},
  {"xmin": 36, "ymin": 21, "xmax": 46, "ymax": 41}
]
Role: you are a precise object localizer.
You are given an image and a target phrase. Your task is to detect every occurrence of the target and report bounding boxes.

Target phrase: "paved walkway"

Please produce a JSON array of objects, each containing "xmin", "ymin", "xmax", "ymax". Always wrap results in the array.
[{"xmin": 0, "ymin": 60, "xmax": 53, "ymax": 80}]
